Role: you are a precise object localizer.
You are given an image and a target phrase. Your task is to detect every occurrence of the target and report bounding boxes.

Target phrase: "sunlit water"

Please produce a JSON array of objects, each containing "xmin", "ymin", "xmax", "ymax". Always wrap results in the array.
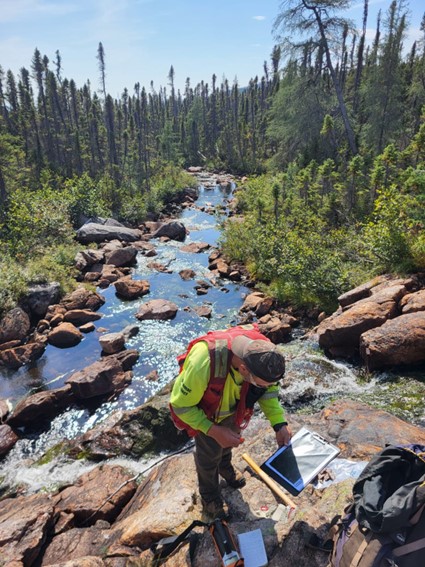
[{"xmin": 0, "ymin": 181, "xmax": 424, "ymax": 491}]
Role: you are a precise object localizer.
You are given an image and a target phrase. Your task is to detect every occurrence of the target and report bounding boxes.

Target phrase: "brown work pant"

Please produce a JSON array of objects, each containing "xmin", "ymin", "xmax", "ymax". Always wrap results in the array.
[{"xmin": 194, "ymin": 416, "xmax": 240, "ymax": 503}]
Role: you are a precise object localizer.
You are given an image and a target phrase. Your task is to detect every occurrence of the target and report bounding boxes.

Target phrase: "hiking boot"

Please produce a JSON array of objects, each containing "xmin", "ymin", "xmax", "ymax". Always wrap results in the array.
[
  {"xmin": 201, "ymin": 498, "xmax": 230, "ymax": 521},
  {"xmin": 224, "ymin": 471, "xmax": 246, "ymax": 489}
]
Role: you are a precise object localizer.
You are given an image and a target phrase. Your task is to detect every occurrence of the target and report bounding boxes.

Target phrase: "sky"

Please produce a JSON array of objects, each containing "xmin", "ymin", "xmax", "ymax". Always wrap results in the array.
[{"xmin": 0, "ymin": 0, "xmax": 424, "ymax": 99}]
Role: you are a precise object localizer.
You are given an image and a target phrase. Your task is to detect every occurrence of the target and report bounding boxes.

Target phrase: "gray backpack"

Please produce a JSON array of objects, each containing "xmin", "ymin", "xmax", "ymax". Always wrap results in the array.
[{"xmin": 327, "ymin": 444, "xmax": 425, "ymax": 567}]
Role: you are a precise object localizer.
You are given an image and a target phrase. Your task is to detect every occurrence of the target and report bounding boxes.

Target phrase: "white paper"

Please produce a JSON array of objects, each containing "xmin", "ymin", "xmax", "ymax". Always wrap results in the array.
[{"xmin": 237, "ymin": 528, "xmax": 268, "ymax": 567}]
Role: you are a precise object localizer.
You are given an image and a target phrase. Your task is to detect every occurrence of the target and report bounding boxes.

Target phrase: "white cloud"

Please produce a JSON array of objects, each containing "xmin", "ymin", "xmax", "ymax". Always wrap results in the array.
[{"xmin": 253, "ymin": 16, "xmax": 266, "ymax": 21}]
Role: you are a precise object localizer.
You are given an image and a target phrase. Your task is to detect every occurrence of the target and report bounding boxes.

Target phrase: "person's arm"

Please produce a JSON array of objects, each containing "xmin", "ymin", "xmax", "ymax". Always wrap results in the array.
[{"xmin": 258, "ymin": 385, "xmax": 292, "ymax": 447}]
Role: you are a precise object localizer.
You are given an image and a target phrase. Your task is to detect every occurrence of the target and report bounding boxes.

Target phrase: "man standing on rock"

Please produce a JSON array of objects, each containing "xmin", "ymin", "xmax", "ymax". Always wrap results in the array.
[{"xmin": 170, "ymin": 325, "xmax": 292, "ymax": 520}]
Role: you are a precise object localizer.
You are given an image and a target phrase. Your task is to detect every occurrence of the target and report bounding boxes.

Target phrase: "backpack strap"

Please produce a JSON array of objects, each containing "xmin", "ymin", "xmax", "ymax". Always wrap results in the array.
[
  {"xmin": 393, "ymin": 537, "xmax": 425, "ymax": 557},
  {"xmin": 349, "ymin": 529, "xmax": 372, "ymax": 567}
]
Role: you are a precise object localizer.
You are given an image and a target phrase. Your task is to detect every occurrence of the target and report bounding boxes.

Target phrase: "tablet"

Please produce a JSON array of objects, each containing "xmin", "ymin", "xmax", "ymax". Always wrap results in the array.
[{"xmin": 260, "ymin": 427, "xmax": 340, "ymax": 496}]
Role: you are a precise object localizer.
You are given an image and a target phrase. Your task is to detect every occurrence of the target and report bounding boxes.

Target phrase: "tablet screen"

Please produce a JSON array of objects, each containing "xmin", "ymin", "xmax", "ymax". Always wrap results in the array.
[{"xmin": 261, "ymin": 427, "xmax": 340, "ymax": 496}]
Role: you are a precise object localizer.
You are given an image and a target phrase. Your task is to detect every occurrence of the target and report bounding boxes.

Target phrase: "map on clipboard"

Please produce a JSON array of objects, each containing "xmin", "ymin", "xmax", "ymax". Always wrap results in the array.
[{"xmin": 260, "ymin": 427, "xmax": 340, "ymax": 496}]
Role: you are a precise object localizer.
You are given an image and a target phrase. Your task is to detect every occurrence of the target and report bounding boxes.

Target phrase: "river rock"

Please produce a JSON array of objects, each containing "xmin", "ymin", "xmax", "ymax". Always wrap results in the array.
[
  {"xmin": 66, "ymin": 358, "xmax": 129, "ymax": 399},
  {"xmin": 53, "ymin": 465, "xmax": 137, "ymax": 526},
  {"xmin": 104, "ymin": 245, "xmax": 138, "ymax": 267},
  {"xmin": 0, "ymin": 493, "xmax": 55, "ymax": 565},
  {"xmin": 60, "ymin": 288, "xmax": 105, "ymax": 312},
  {"xmin": 193, "ymin": 305, "xmax": 212, "ymax": 318},
  {"xmin": 179, "ymin": 268, "xmax": 196, "ymax": 280},
  {"xmin": 399, "ymin": 289, "xmax": 425, "ymax": 313},
  {"xmin": 135, "ymin": 299, "xmax": 178, "ymax": 321},
  {"xmin": 63, "ymin": 309, "xmax": 103, "ymax": 326},
  {"xmin": 74, "ymin": 249, "xmax": 105, "ymax": 271},
  {"xmin": 99, "ymin": 332, "xmax": 125, "ymax": 354},
  {"xmin": 258, "ymin": 316, "xmax": 292, "ymax": 343},
  {"xmin": 0, "ymin": 399, "xmax": 11, "ymax": 421},
  {"xmin": 359, "ymin": 311, "xmax": 425, "ymax": 370},
  {"xmin": 7, "ymin": 385, "xmax": 76, "ymax": 427},
  {"xmin": 240, "ymin": 292, "xmax": 275, "ymax": 316},
  {"xmin": 337, "ymin": 275, "xmax": 392, "ymax": 308},
  {"xmin": 21, "ymin": 282, "xmax": 61, "ymax": 319},
  {"xmin": 0, "ymin": 307, "xmax": 31, "ymax": 344},
  {"xmin": 0, "ymin": 339, "xmax": 47, "ymax": 369},
  {"xmin": 0, "ymin": 424, "xmax": 18, "ymax": 456},
  {"xmin": 76, "ymin": 222, "xmax": 143, "ymax": 244},
  {"xmin": 114, "ymin": 278, "xmax": 150, "ymax": 299},
  {"xmin": 48, "ymin": 323, "xmax": 83, "ymax": 348},
  {"xmin": 180, "ymin": 242, "xmax": 210, "ymax": 253},
  {"xmin": 316, "ymin": 300, "xmax": 398, "ymax": 356},
  {"xmin": 151, "ymin": 221, "xmax": 187, "ymax": 242},
  {"xmin": 44, "ymin": 558, "xmax": 106, "ymax": 567}
]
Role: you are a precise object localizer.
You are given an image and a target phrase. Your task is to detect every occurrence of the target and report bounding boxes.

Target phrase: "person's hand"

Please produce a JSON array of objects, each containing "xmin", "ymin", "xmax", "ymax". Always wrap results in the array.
[
  {"xmin": 276, "ymin": 424, "xmax": 292, "ymax": 447},
  {"xmin": 207, "ymin": 424, "xmax": 244, "ymax": 448}
]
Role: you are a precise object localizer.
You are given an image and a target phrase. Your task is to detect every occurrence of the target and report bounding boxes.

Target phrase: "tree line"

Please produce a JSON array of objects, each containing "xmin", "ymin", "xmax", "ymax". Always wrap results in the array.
[{"xmin": 0, "ymin": 0, "xmax": 424, "ymax": 314}]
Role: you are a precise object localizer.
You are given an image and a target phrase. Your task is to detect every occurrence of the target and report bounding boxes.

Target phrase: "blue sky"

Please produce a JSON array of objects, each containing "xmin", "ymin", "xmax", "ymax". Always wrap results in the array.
[{"xmin": 0, "ymin": 0, "xmax": 424, "ymax": 98}]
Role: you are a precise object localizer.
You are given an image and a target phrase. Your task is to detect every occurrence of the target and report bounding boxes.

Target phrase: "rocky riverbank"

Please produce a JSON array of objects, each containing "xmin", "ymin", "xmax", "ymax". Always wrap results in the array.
[{"xmin": 1, "ymin": 398, "xmax": 425, "ymax": 566}]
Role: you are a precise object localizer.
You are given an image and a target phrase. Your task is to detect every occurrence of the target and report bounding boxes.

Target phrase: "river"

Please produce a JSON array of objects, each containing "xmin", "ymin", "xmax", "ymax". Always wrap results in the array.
[{"xmin": 0, "ymin": 175, "xmax": 424, "ymax": 490}]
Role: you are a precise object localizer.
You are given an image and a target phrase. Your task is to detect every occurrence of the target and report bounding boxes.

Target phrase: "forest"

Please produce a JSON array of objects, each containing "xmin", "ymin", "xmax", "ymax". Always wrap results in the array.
[{"xmin": 0, "ymin": 0, "xmax": 424, "ymax": 316}]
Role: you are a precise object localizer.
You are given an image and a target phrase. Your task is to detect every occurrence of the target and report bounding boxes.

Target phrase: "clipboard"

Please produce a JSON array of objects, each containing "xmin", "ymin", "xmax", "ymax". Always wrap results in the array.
[{"xmin": 260, "ymin": 427, "xmax": 340, "ymax": 496}]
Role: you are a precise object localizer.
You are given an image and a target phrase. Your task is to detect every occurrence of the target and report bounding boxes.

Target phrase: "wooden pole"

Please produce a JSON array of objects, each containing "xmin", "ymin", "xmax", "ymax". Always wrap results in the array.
[{"xmin": 242, "ymin": 452, "xmax": 297, "ymax": 511}]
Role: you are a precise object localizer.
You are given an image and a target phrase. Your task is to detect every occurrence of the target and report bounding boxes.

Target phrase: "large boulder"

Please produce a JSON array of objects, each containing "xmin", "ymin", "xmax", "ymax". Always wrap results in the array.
[
  {"xmin": 21, "ymin": 282, "xmax": 61, "ymax": 319},
  {"xmin": 151, "ymin": 221, "xmax": 187, "ymax": 242},
  {"xmin": 0, "ymin": 307, "xmax": 31, "ymax": 344},
  {"xmin": 7, "ymin": 385, "xmax": 75, "ymax": 427},
  {"xmin": 135, "ymin": 299, "xmax": 178, "ymax": 321},
  {"xmin": 104, "ymin": 246, "xmax": 138, "ymax": 267},
  {"xmin": 240, "ymin": 292, "xmax": 275, "ymax": 317},
  {"xmin": 63, "ymin": 309, "xmax": 103, "ymax": 326},
  {"xmin": 60, "ymin": 288, "xmax": 105, "ymax": 312},
  {"xmin": 359, "ymin": 311, "xmax": 425, "ymax": 370},
  {"xmin": 0, "ymin": 339, "xmax": 47, "ymax": 369},
  {"xmin": 114, "ymin": 278, "xmax": 150, "ymax": 300},
  {"xmin": 399, "ymin": 289, "xmax": 425, "ymax": 314},
  {"xmin": 76, "ymin": 223, "xmax": 143, "ymax": 244},
  {"xmin": 74, "ymin": 249, "xmax": 105, "ymax": 271},
  {"xmin": 48, "ymin": 323, "xmax": 83, "ymax": 348},
  {"xmin": 66, "ymin": 358, "xmax": 130, "ymax": 399}
]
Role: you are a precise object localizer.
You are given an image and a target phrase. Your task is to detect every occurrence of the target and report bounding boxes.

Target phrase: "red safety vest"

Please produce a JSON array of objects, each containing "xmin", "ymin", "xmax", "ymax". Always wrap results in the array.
[{"xmin": 169, "ymin": 324, "xmax": 270, "ymax": 437}]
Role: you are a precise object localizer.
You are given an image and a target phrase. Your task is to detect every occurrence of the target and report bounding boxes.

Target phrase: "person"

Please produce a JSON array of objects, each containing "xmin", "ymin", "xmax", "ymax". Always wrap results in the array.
[{"xmin": 170, "ymin": 325, "xmax": 292, "ymax": 520}]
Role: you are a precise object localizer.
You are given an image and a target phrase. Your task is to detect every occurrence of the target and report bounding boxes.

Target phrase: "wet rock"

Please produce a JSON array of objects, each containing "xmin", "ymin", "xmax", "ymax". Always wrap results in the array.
[
  {"xmin": 80, "ymin": 322, "xmax": 96, "ymax": 333},
  {"xmin": 193, "ymin": 306, "xmax": 212, "ymax": 319},
  {"xmin": 99, "ymin": 264, "xmax": 127, "ymax": 285},
  {"xmin": 122, "ymin": 325, "xmax": 140, "ymax": 340},
  {"xmin": 53, "ymin": 465, "xmax": 137, "ymax": 526},
  {"xmin": 0, "ymin": 307, "xmax": 31, "ymax": 344},
  {"xmin": 135, "ymin": 299, "xmax": 178, "ymax": 321},
  {"xmin": 179, "ymin": 269, "xmax": 196, "ymax": 280},
  {"xmin": 0, "ymin": 339, "xmax": 21, "ymax": 351},
  {"xmin": 76, "ymin": 223, "xmax": 143, "ymax": 244},
  {"xmin": 0, "ymin": 493, "xmax": 55, "ymax": 565},
  {"xmin": 151, "ymin": 221, "xmax": 187, "ymax": 242},
  {"xmin": 0, "ymin": 339, "xmax": 47, "ymax": 369},
  {"xmin": 45, "ymin": 558, "xmax": 106, "ymax": 567},
  {"xmin": 60, "ymin": 288, "xmax": 105, "ymax": 312},
  {"xmin": 114, "ymin": 278, "xmax": 150, "ymax": 300},
  {"xmin": 21, "ymin": 282, "xmax": 61, "ymax": 319},
  {"xmin": 66, "ymin": 358, "xmax": 128, "ymax": 399},
  {"xmin": 0, "ymin": 424, "xmax": 18, "ymax": 456},
  {"xmin": 63, "ymin": 309, "xmax": 103, "ymax": 326},
  {"xmin": 104, "ymin": 246, "xmax": 138, "ymax": 268},
  {"xmin": 7, "ymin": 385, "xmax": 75, "ymax": 427},
  {"xmin": 0, "ymin": 399, "xmax": 11, "ymax": 421},
  {"xmin": 145, "ymin": 370, "xmax": 159, "ymax": 381},
  {"xmin": 359, "ymin": 311, "xmax": 425, "ymax": 370},
  {"xmin": 110, "ymin": 349, "xmax": 140, "ymax": 371},
  {"xmin": 48, "ymin": 322, "xmax": 83, "ymax": 348},
  {"xmin": 99, "ymin": 332, "xmax": 125, "ymax": 355},
  {"xmin": 400, "ymin": 289, "xmax": 425, "ymax": 313},
  {"xmin": 180, "ymin": 242, "xmax": 210, "ymax": 253},
  {"xmin": 146, "ymin": 261, "xmax": 172, "ymax": 273}
]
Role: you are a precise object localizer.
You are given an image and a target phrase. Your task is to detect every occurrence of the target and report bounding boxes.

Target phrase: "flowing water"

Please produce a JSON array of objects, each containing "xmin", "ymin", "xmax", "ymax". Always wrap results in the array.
[{"xmin": 0, "ymin": 178, "xmax": 424, "ymax": 491}]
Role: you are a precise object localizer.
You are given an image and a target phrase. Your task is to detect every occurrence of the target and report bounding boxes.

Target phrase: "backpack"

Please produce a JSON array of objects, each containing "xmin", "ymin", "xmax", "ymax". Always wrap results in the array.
[
  {"xmin": 169, "ymin": 323, "xmax": 268, "ymax": 436},
  {"xmin": 327, "ymin": 444, "xmax": 425, "ymax": 567}
]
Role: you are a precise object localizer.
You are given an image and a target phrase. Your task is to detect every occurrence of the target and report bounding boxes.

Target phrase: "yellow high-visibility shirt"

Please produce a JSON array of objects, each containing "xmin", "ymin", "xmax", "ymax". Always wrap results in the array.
[{"xmin": 170, "ymin": 341, "xmax": 285, "ymax": 434}]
